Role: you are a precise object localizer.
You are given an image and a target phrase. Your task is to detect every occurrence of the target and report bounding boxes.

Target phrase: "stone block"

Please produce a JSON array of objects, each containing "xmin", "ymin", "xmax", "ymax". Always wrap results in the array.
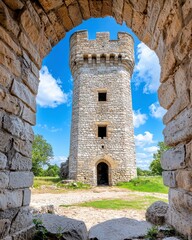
[
  {"xmin": 176, "ymin": 170, "xmax": 192, "ymax": 192},
  {"xmin": 131, "ymin": 10, "xmax": 147, "ymax": 40},
  {"xmin": 48, "ymin": 11, "xmax": 66, "ymax": 39},
  {"xmin": 10, "ymin": 152, "xmax": 32, "ymax": 171},
  {"xmin": 6, "ymin": 190, "xmax": 23, "ymax": 208},
  {"xmin": 0, "ymin": 91, "xmax": 21, "ymax": 116},
  {"xmin": 0, "ymin": 26, "xmax": 21, "ymax": 55},
  {"xmin": 162, "ymin": 171, "xmax": 176, "ymax": 187},
  {"xmin": 0, "ymin": 193, "xmax": 7, "ymax": 210},
  {"xmin": 78, "ymin": 0, "xmax": 90, "ymax": 19},
  {"xmin": 67, "ymin": 0, "xmax": 82, "ymax": 26},
  {"xmin": 0, "ymin": 152, "xmax": 7, "ymax": 169},
  {"xmin": 38, "ymin": 0, "xmax": 63, "ymax": 12},
  {"xmin": 182, "ymin": 0, "xmax": 192, "ymax": 20},
  {"xmin": 163, "ymin": 108, "xmax": 192, "ymax": 146},
  {"xmin": 22, "ymin": 105, "xmax": 36, "ymax": 126},
  {"xmin": 0, "ymin": 172, "xmax": 9, "ymax": 189},
  {"xmin": 10, "ymin": 207, "xmax": 33, "ymax": 234},
  {"xmin": 174, "ymin": 19, "xmax": 192, "ymax": 62},
  {"xmin": 22, "ymin": 68, "xmax": 39, "ymax": 95},
  {"xmin": 161, "ymin": 145, "xmax": 186, "ymax": 170},
  {"xmin": 57, "ymin": 5, "xmax": 74, "ymax": 31},
  {"xmin": 163, "ymin": 94, "xmax": 190, "ymax": 124},
  {"xmin": 0, "ymin": 130, "xmax": 12, "ymax": 153},
  {"xmin": 19, "ymin": 32, "xmax": 41, "ymax": 69},
  {"xmin": 0, "ymin": 40, "xmax": 21, "ymax": 77},
  {"xmin": 9, "ymin": 172, "xmax": 33, "ymax": 189},
  {"xmin": 146, "ymin": 201, "xmax": 168, "ymax": 225},
  {"xmin": 0, "ymin": 208, "xmax": 19, "ymax": 222},
  {"xmin": 3, "ymin": 0, "xmax": 24, "ymax": 10},
  {"xmin": 0, "ymin": 1, "xmax": 20, "ymax": 37},
  {"xmin": 23, "ymin": 189, "xmax": 31, "ymax": 206},
  {"xmin": 0, "ymin": 219, "xmax": 11, "ymax": 239},
  {"xmin": 123, "ymin": 1, "xmax": 132, "ymax": 27},
  {"xmin": 13, "ymin": 138, "xmax": 32, "ymax": 158},
  {"xmin": 112, "ymin": 0, "xmax": 124, "ymax": 24},
  {"xmin": 186, "ymin": 140, "xmax": 192, "ymax": 168},
  {"xmin": 160, "ymin": 48, "xmax": 176, "ymax": 83},
  {"xmin": 11, "ymin": 79, "xmax": 36, "ymax": 112},
  {"xmin": 158, "ymin": 77, "xmax": 176, "ymax": 109},
  {"xmin": 11, "ymin": 225, "xmax": 35, "ymax": 240},
  {"xmin": 0, "ymin": 65, "xmax": 13, "ymax": 88},
  {"xmin": 89, "ymin": 0, "xmax": 102, "ymax": 18},
  {"xmin": 174, "ymin": 66, "xmax": 188, "ymax": 98}
]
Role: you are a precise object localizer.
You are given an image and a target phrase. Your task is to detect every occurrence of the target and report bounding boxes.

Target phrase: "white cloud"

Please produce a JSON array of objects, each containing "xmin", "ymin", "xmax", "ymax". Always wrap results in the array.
[
  {"xmin": 149, "ymin": 102, "xmax": 166, "ymax": 119},
  {"xmin": 37, "ymin": 124, "xmax": 62, "ymax": 133},
  {"xmin": 133, "ymin": 43, "xmax": 161, "ymax": 94},
  {"xmin": 133, "ymin": 110, "xmax": 147, "ymax": 128},
  {"xmin": 136, "ymin": 152, "xmax": 154, "ymax": 170},
  {"xmin": 134, "ymin": 131, "xmax": 154, "ymax": 147},
  {"xmin": 37, "ymin": 66, "xmax": 68, "ymax": 108},
  {"xmin": 51, "ymin": 156, "xmax": 67, "ymax": 166},
  {"xmin": 144, "ymin": 146, "xmax": 159, "ymax": 153}
]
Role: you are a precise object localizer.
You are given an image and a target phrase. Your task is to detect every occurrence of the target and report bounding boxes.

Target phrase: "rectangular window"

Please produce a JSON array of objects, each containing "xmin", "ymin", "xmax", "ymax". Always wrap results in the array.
[
  {"xmin": 98, "ymin": 126, "xmax": 107, "ymax": 139},
  {"xmin": 98, "ymin": 92, "xmax": 107, "ymax": 101}
]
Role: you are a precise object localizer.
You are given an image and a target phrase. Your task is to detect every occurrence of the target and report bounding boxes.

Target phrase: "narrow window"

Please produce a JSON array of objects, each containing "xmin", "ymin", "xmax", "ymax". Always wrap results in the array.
[
  {"xmin": 98, "ymin": 92, "xmax": 107, "ymax": 101},
  {"xmin": 98, "ymin": 126, "xmax": 107, "ymax": 139}
]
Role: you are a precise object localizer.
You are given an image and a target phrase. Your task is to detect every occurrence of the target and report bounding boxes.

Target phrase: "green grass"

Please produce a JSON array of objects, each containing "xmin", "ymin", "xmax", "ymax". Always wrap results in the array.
[
  {"xmin": 33, "ymin": 177, "xmax": 61, "ymax": 188},
  {"xmin": 117, "ymin": 176, "xmax": 168, "ymax": 194},
  {"xmin": 63, "ymin": 196, "xmax": 167, "ymax": 210}
]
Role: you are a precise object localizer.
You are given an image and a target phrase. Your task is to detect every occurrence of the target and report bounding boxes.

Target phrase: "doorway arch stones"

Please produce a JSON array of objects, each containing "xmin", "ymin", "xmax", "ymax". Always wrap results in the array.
[{"xmin": 0, "ymin": 0, "xmax": 191, "ymax": 238}]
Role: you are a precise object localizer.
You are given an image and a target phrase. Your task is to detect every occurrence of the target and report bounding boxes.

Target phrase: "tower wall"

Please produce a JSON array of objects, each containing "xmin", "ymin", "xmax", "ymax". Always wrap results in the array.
[{"xmin": 69, "ymin": 31, "xmax": 136, "ymax": 185}]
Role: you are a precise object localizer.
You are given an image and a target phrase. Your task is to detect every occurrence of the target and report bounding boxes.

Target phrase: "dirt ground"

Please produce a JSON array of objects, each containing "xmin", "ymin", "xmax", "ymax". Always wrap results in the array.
[{"xmin": 31, "ymin": 187, "xmax": 168, "ymax": 230}]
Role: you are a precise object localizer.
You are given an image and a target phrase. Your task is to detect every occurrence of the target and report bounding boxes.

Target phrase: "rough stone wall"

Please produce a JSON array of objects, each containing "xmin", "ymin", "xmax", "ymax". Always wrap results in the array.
[
  {"xmin": 69, "ymin": 31, "xmax": 137, "ymax": 186},
  {"xmin": 0, "ymin": 0, "xmax": 191, "ymax": 238}
]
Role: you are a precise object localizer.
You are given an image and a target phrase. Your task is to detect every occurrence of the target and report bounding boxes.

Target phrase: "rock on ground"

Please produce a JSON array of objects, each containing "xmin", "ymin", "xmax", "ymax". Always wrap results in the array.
[
  {"xmin": 34, "ymin": 213, "xmax": 88, "ymax": 240},
  {"xmin": 89, "ymin": 217, "xmax": 152, "ymax": 240},
  {"xmin": 146, "ymin": 201, "xmax": 168, "ymax": 225}
]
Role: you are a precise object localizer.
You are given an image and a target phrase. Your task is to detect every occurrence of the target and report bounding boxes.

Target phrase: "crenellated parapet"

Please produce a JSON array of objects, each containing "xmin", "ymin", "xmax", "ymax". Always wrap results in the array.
[{"xmin": 70, "ymin": 31, "xmax": 134, "ymax": 75}]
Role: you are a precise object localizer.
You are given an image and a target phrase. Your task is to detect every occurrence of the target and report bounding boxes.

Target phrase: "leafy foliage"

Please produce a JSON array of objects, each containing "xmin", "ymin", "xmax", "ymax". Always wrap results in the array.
[
  {"xmin": 137, "ymin": 167, "xmax": 152, "ymax": 176},
  {"xmin": 32, "ymin": 134, "xmax": 53, "ymax": 176},
  {"xmin": 149, "ymin": 142, "xmax": 170, "ymax": 175}
]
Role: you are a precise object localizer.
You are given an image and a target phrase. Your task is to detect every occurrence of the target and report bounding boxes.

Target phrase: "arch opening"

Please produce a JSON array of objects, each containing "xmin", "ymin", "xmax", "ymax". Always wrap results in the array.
[{"xmin": 97, "ymin": 162, "xmax": 109, "ymax": 186}]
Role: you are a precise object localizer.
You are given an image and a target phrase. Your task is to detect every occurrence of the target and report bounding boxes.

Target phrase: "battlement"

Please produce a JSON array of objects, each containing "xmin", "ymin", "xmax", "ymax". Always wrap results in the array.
[{"xmin": 70, "ymin": 31, "xmax": 134, "ymax": 74}]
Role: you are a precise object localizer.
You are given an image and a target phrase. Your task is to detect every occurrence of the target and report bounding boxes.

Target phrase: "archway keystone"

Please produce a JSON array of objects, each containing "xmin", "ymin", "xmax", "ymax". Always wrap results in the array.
[{"xmin": 0, "ymin": 0, "xmax": 191, "ymax": 238}]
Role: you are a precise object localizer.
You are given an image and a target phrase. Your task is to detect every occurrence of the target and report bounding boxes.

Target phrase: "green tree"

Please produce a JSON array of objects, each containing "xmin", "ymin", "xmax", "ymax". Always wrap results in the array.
[
  {"xmin": 44, "ymin": 164, "xmax": 60, "ymax": 177},
  {"xmin": 32, "ymin": 134, "xmax": 53, "ymax": 176},
  {"xmin": 149, "ymin": 142, "xmax": 170, "ymax": 175}
]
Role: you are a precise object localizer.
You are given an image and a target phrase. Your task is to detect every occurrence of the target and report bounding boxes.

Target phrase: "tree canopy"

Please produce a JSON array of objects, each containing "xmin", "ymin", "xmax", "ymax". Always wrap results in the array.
[{"xmin": 32, "ymin": 134, "xmax": 54, "ymax": 176}]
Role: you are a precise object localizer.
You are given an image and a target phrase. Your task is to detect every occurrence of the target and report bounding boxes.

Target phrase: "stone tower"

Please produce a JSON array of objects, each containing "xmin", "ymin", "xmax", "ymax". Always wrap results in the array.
[{"xmin": 69, "ymin": 31, "xmax": 136, "ymax": 186}]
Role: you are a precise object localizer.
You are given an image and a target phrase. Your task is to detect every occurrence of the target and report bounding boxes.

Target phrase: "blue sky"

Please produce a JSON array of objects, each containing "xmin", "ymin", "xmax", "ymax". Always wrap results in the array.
[{"xmin": 33, "ymin": 17, "xmax": 166, "ymax": 170}]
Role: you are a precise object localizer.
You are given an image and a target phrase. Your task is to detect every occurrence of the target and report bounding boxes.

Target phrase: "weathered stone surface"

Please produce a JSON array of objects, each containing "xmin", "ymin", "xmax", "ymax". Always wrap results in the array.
[
  {"xmin": 22, "ymin": 105, "xmax": 36, "ymax": 126},
  {"xmin": 186, "ymin": 140, "xmax": 192, "ymax": 168},
  {"xmin": 162, "ymin": 171, "xmax": 176, "ymax": 187},
  {"xmin": 0, "ymin": 152, "xmax": 7, "ymax": 169},
  {"xmin": 11, "ymin": 225, "xmax": 35, "ymax": 240},
  {"xmin": 102, "ymin": 0, "xmax": 112, "ymax": 17},
  {"xmin": 0, "ymin": 193, "xmax": 7, "ymax": 210},
  {"xmin": 35, "ymin": 213, "xmax": 88, "ymax": 239},
  {"xmin": 38, "ymin": 0, "xmax": 63, "ymax": 12},
  {"xmin": 22, "ymin": 68, "xmax": 39, "ymax": 95},
  {"xmin": 0, "ymin": 40, "xmax": 21, "ymax": 77},
  {"xmin": 161, "ymin": 145, "xmax": 186, "ymax": 170},
  {"xmin": 23, "ymin": 189, "xmax": 31, "ymax": 206},
  {"xmin": 112, "ymin": 0, "xmax": 124, "ymax": 24},
  {"xmin": 0, "ymin": 26, "xmax": 21, "ymax": 55},
  {"xmin": 89, "ymin": 218, "xmax": 152, "ymax": 240},
  {"xmin": 0, "ymin": 131, "xmax": 12, "ymax": 153},
  {"xmin": 123, "ymin": 0, "xmax": 132, "ymax": 28},
  {"xmin": 10, "ymin": 207, "xmax": 33, "ymax": 234},
  {"xmin": 89, "ymin": 0, "xmax": 102, "ymax": 18},
  {"xmin": 11, "ymin": 79, "xmax": 36, "ymax": 112},
  {"xmin": 174, "ymin": 19, "xmax": 192, "ymax": 62},
  {"xmin": 176, "ymin": 170, "xmax": 192, "ymax": 192},
  {"xmin": 57, "ymin": 5, "xmax": 74, "ymax": 31},
  {"xmin": 0, "ymin": 1, "xmax": 20, "ymax": 37},
  {"xmin": 13, "ymin": 138, "xmax": 32, "ymax": 158},
  {"xmin": 78, "ymin": 0, "xmax": 90, "ymax": 19},
  {"xmin": 0, "ymin": 65, "xmax": 13, "ymax": 88},
  {"xmin": 0, "ymin": 172, "xmax": 9, "ymax": 189},
  {"xmin": 0, "ymin": 91, "xmax": 21, "ymax": 116},
  {"xmin": 9, "ymin": 172, "xmax": 33, "ymax": 189},
  {"xmin": 146, "ymin": 201, "xmax": 169, "ymax": 225},
  {"xmin": 67, "ymin": 0, "xmax": 82, "ymax": 26},
  {"xmin": 163, "ymin": 94, "xmax": 190, "ymax": 124},
  {"xmin": 48, "ymin": 11, "xmax": 66, "ymax": 39},
  {"xmin": 6, "ymin": 190, "xmax": 23, "ymax": 208},
  {"xmin": 3, "ymin": 0, "xmax": 24, "ymax": 10},
  {"xmin": 10, "ymin": 152, "xmax": 32, "ymax": 171},
  {"xmin": 158, "ymin": 78, "xmax": 176, "ymax": 109},
  {"xmin": 174, "ymin": 66, "xmax": 188, "ymax": 97},
  {"xmin": 0, "ymin": 219, "xmax": 11, "ymax": 239},
  {"xmin": 163, "ymin": 108, "xmax": 192, "ymax": 146},
  {"xmin": 182, "ymin": 0, "xmax": 192, "ymax": 20}
]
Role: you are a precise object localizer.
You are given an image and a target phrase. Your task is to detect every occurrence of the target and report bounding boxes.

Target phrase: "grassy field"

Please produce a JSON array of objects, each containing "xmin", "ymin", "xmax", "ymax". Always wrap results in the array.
[
  {"xmin": 75, "ymin": 196, "xmax": 168, "ymax": 210},
  {"xmin": 117, "ymin": 176, "xmax": 168, "ymax": 194}
]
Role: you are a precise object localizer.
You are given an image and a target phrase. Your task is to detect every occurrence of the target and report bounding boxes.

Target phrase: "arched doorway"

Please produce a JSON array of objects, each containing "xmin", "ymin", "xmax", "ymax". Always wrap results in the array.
[{"xmin": 97, "ymin": 162, "xmax": 109, "ymax": 186}]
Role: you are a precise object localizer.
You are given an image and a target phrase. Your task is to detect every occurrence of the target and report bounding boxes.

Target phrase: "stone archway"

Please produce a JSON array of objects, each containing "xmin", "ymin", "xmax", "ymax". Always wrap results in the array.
[
  {"xmin": 97, "ymin": 162, "xmax": 109, "ymax": 186},
  {"xmin": 0, "ymin": 0, "xmax": 191, "ymax": 238}
]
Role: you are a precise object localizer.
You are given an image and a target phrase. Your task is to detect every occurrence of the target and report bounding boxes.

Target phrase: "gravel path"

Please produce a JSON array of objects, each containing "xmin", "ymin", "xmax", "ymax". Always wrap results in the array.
[{"xmin": 31, "ymin": 187, "xmax": 168, "ymax": 229}]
